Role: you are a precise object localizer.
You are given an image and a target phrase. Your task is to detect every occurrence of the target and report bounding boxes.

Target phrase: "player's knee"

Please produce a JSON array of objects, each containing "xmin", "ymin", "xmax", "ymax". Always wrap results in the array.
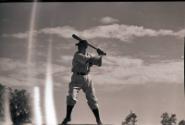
[
  {"xmin": 87, "ymin": 97, "xmax": 98, "ymax": 109},
  {"xmin": 67, "ymin": 95, "xmax": 77, "ymax": 105},
  {"xmin": 88, "ymin": 101, "xmax": 99, "ymax": 109}
]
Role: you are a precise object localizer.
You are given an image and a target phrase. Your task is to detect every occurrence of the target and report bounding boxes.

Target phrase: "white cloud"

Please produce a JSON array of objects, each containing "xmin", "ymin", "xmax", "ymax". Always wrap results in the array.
[
  {"xmin": 91, "ymin": 56, "xmax": 184, "ymax": 85},
  {"xmin": 0, "ymin": 58, "xmax": 25, "ymax": 71},
  {"xmin": 39, "ymin": 26, "xmax": 79, "ymax": 38},
  {"xmin": 3, "ymin": 24, "xmax": 184, "ymax": 42},
  {"xmin": 0, "ymin": 57, "xmax": 68, "ymax": 86},
  {"xmin": 100, "ymin": 16, "xmax": 119, "ymax": 24},
  {"xmin": 11, "ymin": 32, "xmax": 28, "ymax": 39},
  {"xmin": 2, "ymin": 30, "xmax": 39, "ymax": 39},
  {"xmin": 175, "ymin": 29, "xmax": 185, "ymax": 38},
  {"xmin": 59, "ymin": 55, "xmax": 73, "ymax": 63},
  {"xmin": 0, "ymin": 56, "xmax": 183, "ymax": 86}
]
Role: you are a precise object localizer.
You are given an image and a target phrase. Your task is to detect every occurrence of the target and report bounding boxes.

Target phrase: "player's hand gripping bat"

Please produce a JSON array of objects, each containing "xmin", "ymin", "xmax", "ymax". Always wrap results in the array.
[{"xmin": 72, "ymin": 34, "xmax": 107, "ymax": 56}]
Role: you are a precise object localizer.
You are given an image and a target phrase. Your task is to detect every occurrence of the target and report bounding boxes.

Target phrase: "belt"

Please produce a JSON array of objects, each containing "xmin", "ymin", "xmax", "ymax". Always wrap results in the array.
[{"xmin": 76, "ymin": 72, "xmax": 88, "ymax": 75}]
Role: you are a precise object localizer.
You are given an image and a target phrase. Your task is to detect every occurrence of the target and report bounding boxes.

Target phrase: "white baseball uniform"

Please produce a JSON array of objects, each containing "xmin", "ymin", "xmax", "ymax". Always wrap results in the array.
[{"xmin": 67, "ymin": 51, "xmax": 102, "ymax": 109}]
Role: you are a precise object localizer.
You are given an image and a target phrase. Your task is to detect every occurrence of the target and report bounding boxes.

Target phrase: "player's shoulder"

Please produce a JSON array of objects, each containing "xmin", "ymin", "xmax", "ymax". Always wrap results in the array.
[
  {"xmin": 74, "ymin": 52, "xmax": 86, "ymax": 59},
  {"xmin": 86, "ymin": 52, "xmax": 92, "ymax": 56}
]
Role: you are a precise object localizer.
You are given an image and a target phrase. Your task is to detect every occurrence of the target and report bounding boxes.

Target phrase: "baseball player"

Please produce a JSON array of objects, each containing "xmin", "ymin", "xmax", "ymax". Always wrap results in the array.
[{"xmin": 60, "ymin": 40, "xmax": 103, "ymax": 125}]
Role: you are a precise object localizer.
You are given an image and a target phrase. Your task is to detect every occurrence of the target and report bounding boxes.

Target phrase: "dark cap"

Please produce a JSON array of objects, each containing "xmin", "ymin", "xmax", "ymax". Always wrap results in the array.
[{"xmin": 75, "ymin": 40, "xmax": 88, "ymax": 47}]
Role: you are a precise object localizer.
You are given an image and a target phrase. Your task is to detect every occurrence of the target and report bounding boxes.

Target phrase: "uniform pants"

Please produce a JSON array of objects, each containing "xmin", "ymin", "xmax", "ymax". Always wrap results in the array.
[{"xmin": 67, "ymin": 73, "xmax": 98, "ymax": 109}]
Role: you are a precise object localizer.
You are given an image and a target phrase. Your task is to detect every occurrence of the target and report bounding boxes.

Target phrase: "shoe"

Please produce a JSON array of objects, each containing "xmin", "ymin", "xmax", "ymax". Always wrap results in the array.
[
  {"xmin": 60, "ymin": 105, "xmax": 74, "ymax": 125},
  {"xmin": 60, "ymin": 117, "xmax": 71, "ymax": 125},
  {"xmin": 97, "ymin": 120, "xmax": 103, "ymax": 125}
]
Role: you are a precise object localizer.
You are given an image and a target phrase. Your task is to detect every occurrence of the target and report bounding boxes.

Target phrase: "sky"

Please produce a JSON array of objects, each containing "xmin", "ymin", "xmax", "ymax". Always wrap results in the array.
[{"xmin": 0, "ymin": 2, "xmax": 185, "ymax": 125}]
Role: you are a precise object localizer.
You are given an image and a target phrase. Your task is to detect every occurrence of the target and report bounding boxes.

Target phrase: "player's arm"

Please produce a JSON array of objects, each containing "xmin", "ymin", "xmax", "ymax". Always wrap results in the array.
[{"xmin": 90, "ymin": 55, "xmax": 102, "ymax": 67}]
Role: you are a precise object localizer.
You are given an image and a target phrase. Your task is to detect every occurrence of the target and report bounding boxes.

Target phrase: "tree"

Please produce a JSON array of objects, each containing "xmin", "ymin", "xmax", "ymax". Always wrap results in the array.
[
  {"xmin": 122, "ymin": 111, "xmax": 137, "ymax": 125},
  {"xmin": 9, "ymin": 89, "xmax": 32, "ymax": 125},
  {"xmin": 179, "ymin": 120, "xmax": 185, "ymax": 125},
  {"xmin": 161, "ymin": 112, "xmax": 177, "ymax": 125},
  {"xmin": 170, "ymin": 114, "xmax": 177, "ymax": 125}
]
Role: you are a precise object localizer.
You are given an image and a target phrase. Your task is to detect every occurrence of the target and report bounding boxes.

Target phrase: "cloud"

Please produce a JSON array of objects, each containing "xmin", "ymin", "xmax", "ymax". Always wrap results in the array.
[
  {"xmin": 2, "ymin": 33, "xmax": 26, "ymax": 39},
  {"xmin": 39, "ymin": 26, "xmax": 79, "ymax": 39},
  {"xmin": 40, "ymin": 24, "xmax": 184, "ymax": 41},
  {"xmin": 91, "ymin": 56, "xmax": 184, "ymax": 85},
  {"xmin": 100, "ymin": 16, "xmax": 119, "ymax": 24},
  {"xmin": 0, "ymin": 57, "xmax": 68, "ymax": 86},
  {"xmin": 0, "ymin": 58, "xmax": 25, "ymax": 71},
  {"xmin": 3, "ymin": 24, "xmax": 184, "ymax": 42},
  {"xmin": 58, "ymin": 55, "xmax": 73, "ymax": 64},
  {"xmin": 0, "ymin": 56, "xmax": 183, "ymax": 86},
  {"xmin": 175, "ymin": 29, "xmax": 185, "ymax": 38},
  {"xmin": 2, "ymin": 31, "xmax": 37, "ymax": 39}
]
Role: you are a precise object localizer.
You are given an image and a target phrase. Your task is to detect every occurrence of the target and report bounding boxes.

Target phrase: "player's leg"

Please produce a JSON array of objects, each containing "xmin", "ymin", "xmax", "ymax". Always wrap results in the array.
[
  {"xmin": 61, "ymin": 82, "xmax": 81, "ymax": 125},
  {"xmin": 83, "ymin": 79, "xmax": 103, "ymax": 125}
]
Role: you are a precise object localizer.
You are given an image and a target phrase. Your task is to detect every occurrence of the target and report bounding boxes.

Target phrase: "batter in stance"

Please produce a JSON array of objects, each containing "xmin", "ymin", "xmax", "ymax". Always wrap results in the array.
[{"xmin": 61, "ymin": 39, "xmax": 104, "ymax": 125}]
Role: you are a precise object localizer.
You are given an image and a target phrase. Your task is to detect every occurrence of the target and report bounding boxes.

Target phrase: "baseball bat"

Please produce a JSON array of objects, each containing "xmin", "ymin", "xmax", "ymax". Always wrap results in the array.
[{"xmin": 72, "ymin": 34, "xmax": 106, "ymax": 56}]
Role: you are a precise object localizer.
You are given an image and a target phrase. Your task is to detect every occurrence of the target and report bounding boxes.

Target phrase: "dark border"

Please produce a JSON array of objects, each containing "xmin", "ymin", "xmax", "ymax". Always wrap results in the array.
[{"xmin": 0, "ymin": 0, "xmax": 185, "ymax": 2}]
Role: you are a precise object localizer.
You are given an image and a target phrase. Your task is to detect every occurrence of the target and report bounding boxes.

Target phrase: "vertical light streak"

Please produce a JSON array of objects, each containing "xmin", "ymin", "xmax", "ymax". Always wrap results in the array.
[
  {"xmin": 26, "ymin": 0, "xmax": 58, "ymax": 124},
  {"xmin": 33, "ymin": 86, "xmax": 43, "ymax": 125},
  {"xmin": 27, "ymin": 0, "xmax": 38, "ymax": 84},
  {"xmin": 26, "ymin": 0, "xmax": 39, "ymax": 125},
  {"xmin": 27, "ymin": 0, "xmax": 37, "ymax": 65},
  {"xmin": 44, "ymin": 38, "xmax": 58, "ymax": 125},
  {"xmin": 4, "ymin": 89, "xmax": 12, "ymax": 125}
]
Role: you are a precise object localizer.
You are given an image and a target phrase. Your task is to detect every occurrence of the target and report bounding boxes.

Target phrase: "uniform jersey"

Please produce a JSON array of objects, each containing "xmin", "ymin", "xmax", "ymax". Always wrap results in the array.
[{"xmin": 71, "ymin": 52, "xmax": 92, "ymax": 74}]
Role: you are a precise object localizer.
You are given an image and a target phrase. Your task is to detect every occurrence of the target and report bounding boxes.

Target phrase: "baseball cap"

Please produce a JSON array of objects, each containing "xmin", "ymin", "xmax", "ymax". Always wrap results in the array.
[{"xmin": 75, "ymin": 40, "xmax": 88, "ymax": 47}]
